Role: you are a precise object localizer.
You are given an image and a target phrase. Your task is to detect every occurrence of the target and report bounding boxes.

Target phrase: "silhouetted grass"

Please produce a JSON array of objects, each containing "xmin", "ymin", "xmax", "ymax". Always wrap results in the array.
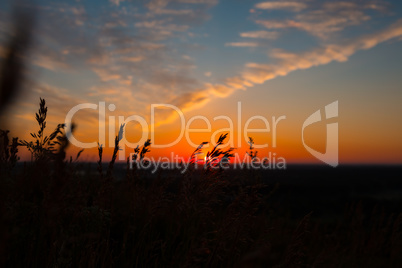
[{"xmin": 0, "ymin": 99, "xmax": 402, "ymax": 267}]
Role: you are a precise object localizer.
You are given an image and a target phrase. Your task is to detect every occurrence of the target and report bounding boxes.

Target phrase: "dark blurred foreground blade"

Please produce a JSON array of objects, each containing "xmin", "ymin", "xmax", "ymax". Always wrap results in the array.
[{"xmin": 0, "ymin": 8, "xmax": 34, "ymax": 115}]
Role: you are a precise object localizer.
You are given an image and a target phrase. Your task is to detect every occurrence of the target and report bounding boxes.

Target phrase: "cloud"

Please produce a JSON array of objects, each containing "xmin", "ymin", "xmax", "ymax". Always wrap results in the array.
[
  {"xmin": 32, "ymin": 54, "xmax": 71, "ymax": 71},
  {"xmin": 110, "ymin": 0, "xmax": 124, "ymax": 6},
  {"xmin": 178, "ymin": 0, "xmax": 218, "ymax": 5},
  {"xmin": 93, "ymin": 68, "xmax": 122, "ymax": 82},
  {"xmin": 134, "ymin": 20, "xmax": 189, "ymax": 33},
  {"xmin": 255, "ymin": 1, "xmax": 307, "ymax": 12},
  {"xmin": 145, "ymin": 0, "xmax": 217, "ymax": 18},
  {"xmin": 225, "ymin": 42, "xmax": 260, "ymax": 47},
  {"xmin": 240, "ymin": 30, "xmax": 279, "ymax": 40},
  {"xmin": 364, "ymin": 2, "xmax": 389, "ymax": 12},
  {"xmin": 257, "ymin": 11, "xmax": 370, "ymax": 39},
  {"xmin": 242, "ymin": 19, "xmax": 402, "ymax": 85},
  {"xmin": 121, "ymin": 56, "xmax": 144, "ymax": 63},
  {"xmin": 14, "ymin": 83, "xmax": 99, "ymax": 127},
  {"xmin": 157, "ymin": 19, "xmax": 402, "ymax": 125},
  {"xmin": 3, "ymin": 0, "xmax": 215, "ymax": 110},
  {"xmin": 254, "ymin": 1, "xmax": 387, "ymax": 39},
  {"xmin": 323, "ymin": 2, "xmax": 388, "ymax": 13}
]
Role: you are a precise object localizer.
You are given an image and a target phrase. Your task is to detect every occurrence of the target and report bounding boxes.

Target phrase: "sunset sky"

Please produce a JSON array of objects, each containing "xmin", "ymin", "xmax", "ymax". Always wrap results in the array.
[{"xmin": 1, "ymin": 0, "xmax": 402, "ymax": 164}]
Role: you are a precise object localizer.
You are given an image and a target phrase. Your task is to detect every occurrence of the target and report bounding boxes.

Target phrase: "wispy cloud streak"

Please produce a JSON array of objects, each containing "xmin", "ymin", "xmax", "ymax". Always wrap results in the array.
[{"xmin": 158, "ymin": 19, "xmax": 402, "ymax": 125}]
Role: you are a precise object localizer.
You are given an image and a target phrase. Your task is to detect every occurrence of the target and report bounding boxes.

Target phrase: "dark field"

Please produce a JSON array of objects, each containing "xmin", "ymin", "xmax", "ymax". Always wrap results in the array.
[{"xmin": 1, "ymin": 163, "xmax": 402, "ymax": 267}]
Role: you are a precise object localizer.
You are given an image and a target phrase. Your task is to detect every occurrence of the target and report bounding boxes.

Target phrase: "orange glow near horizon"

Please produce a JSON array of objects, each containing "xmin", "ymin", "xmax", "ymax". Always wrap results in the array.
[{"xmin": 10, "ymin": 103, "xmax": 402, "ymax": 165}]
